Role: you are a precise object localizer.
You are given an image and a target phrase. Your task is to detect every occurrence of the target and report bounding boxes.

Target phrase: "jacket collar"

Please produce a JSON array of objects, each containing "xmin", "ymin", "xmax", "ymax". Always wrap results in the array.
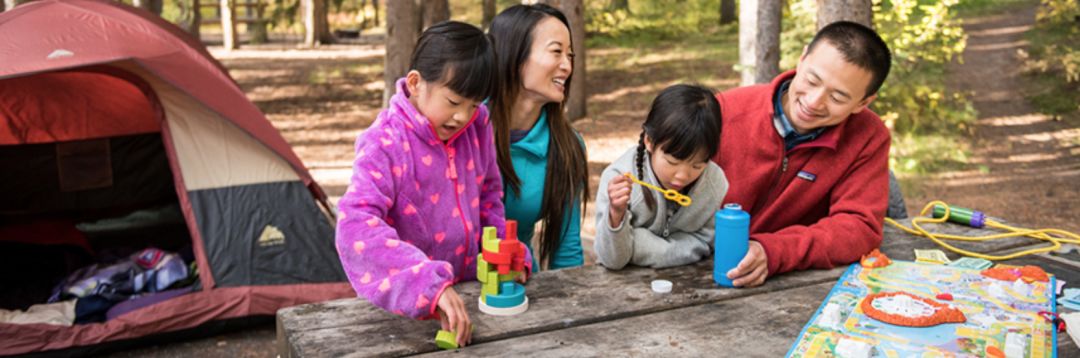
[
  {"xmin": 511, "ymin": 109, "xmax": 549, "ymax": 158},
  {"xmin": 766, "ymin": 70, "xmax": 845, "ymax": 152},
  {"xmin": 389, "ymin": 78, "xmax": 480, "ymax": 146}
]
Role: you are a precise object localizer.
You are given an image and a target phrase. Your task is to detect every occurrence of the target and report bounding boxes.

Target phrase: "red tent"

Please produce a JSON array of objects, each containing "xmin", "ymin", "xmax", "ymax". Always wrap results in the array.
[{"xmin": 0, "ymin": 0, "xmax": 352, "ymax": 354}]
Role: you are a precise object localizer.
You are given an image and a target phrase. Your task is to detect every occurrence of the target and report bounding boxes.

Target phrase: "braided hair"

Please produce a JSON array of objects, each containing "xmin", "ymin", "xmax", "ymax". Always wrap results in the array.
[{"xmin": 632, "ymin": 84, "xmax": 723, "ymax": 212}]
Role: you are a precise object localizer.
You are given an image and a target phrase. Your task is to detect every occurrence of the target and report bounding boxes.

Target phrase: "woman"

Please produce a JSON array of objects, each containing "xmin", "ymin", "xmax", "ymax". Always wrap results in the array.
[{"xmin": 488, "ymin": 4, "xmax": 589, "ymax": 270}]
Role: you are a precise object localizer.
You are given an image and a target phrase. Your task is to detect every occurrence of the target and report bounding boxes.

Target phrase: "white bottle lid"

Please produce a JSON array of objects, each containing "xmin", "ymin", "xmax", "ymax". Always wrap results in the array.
[{"xmin": 651, "ymin": 279, "xmax": 673, "ymax": 293}]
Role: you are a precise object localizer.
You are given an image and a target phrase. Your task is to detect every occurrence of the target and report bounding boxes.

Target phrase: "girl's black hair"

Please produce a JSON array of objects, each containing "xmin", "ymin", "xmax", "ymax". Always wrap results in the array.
[
  {"xmin": 635, "ymin": 84, "xmax": 722, "ymax": 210},
  {"xmin": 409, "ymin": 21, "xmax": 495, "ymax": 101}
]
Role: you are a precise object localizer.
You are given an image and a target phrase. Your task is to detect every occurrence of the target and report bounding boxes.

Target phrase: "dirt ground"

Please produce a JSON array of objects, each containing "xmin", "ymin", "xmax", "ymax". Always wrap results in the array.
[{"xmin": 103, "ymin": 4, "xmax": 1078, "ymax": 357}]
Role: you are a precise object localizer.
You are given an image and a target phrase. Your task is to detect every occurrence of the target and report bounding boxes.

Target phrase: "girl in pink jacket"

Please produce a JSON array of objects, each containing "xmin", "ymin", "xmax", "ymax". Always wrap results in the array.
[{"xmin": 336, "ymin": 21, "xmax": 525, "ymax": 347}]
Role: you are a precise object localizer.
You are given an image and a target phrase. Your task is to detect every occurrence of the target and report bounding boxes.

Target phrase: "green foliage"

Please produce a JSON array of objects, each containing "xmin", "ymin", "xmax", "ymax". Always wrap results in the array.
[
  {"xmin": 1022, "ymin": 0, "xmax": 1080, "ymax": 116},
  {"xmin": 586, "ymin": 0, "xmax": 733, "ymax": 48},
  {"xmin": 889, "ymin": 132, "xmax": 975, "ymax": 175}
]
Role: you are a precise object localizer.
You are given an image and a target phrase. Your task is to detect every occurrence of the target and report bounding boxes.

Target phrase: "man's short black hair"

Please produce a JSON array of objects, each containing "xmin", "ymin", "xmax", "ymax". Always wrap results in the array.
[{"xmin": 807, "ymin": 21, "xmax": 892, "ymax": 98}]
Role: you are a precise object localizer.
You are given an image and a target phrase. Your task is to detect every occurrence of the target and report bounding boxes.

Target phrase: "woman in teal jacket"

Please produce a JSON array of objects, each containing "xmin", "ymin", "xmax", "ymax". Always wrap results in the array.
[{"xmin": 488, "ymin": 4, "xmax": 588, "ymax": 270}]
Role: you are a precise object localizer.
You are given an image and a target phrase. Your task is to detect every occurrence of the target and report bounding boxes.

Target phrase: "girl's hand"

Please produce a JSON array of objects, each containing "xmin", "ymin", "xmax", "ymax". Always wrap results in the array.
[
  {"xmin": 608, "ymin": 174, "xmax": 632, "ymax": 227},
  {"xmin": 436, "ymin": 287, "xmax": 472, "ymax": 347}
]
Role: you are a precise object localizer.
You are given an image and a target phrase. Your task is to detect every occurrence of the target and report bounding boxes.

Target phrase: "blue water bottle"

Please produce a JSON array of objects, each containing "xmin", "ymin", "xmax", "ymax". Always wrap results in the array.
[{"xmin": 714, "ymin": 203, "xmax": 750, "ymax": 287}]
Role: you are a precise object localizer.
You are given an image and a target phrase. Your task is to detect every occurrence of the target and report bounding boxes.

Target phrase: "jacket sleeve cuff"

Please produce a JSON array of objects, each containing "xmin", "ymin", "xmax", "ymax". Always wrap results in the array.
[{"xmin": 752, "ymin": 236, "xmax": 783, "ymax": 277}]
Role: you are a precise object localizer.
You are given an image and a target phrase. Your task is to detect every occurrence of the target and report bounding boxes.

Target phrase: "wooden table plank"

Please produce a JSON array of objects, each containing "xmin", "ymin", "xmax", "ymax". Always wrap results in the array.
[
  {"xmin": 417, "ymin": 254, "xmax": 1079, "ymax": 357},
  {"xmin": 277, "ymin": 262, "xmax": 848, "ymax": 357},
  {"xmin": 278, "ymin": 218, "xmax": 1074, "ymax": 357}
]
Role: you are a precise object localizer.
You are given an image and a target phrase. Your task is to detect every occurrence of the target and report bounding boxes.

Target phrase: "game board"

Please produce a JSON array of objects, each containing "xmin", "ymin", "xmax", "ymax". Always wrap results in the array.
[{"xmin": 787, "ymin": 260, "xmax": 1057, "ymax": 357}]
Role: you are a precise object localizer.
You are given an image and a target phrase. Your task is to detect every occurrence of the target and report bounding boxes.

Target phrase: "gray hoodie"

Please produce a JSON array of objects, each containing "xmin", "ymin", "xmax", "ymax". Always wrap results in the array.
[{"xmin": 594, "ymin": 148, "xmax": 729, "ymax": 270}]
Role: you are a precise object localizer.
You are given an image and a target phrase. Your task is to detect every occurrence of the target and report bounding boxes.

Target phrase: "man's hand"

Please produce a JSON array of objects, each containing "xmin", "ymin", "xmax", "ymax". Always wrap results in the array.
[
  {"xmin": 436, "ymin": 287, "xmax": 471, "ymax": 347},
  {"xmin": 727, "ymin": 240, "xmax": 769, "ymax": 287},
  {"xmin": 607, "ymin": 174, "xmax": 632, "ymax": 227}
]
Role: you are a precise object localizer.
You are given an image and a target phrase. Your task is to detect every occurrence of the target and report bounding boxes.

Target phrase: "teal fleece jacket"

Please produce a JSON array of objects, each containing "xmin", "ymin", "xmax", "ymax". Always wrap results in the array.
[{"xmin": 504, "ymin": 111, "xmax": 584, "ymax": 270}]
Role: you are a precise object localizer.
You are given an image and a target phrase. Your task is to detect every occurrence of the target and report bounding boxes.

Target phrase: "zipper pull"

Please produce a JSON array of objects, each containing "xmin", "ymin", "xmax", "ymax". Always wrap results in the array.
[
  {"xmin": 782, "ymin": 156, "xmax": 789, "ymax": 173},
  {"xmin": 447, "ymin": 148, "xmax": 458, "ymax": 179}
]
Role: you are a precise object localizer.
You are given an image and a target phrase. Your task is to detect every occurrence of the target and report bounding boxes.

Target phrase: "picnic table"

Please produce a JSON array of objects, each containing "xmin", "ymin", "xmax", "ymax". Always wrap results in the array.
[{"xmin": 277, "ymin": 219, "xmax": 1080, "ymax": 357}]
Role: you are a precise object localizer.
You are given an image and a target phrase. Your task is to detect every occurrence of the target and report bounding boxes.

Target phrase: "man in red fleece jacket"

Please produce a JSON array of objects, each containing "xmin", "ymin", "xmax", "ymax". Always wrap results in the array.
[{"xmin": 714, "ymin": 21, "xmax": 892, "ymax": 287}]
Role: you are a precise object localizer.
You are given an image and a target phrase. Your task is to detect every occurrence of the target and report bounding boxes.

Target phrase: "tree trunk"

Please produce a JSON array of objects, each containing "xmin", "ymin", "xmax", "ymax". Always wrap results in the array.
[
  {"xmin": 609, "ymin": 0, "xmax": 628, "ymax": 11},
  {"xmin": 530, "ymin": 0, "xmax": 587, "ymax": 121},
  {"xmin": 421, "ymin": 0, "xmax": 449, "ymax": 31},
  {"xmin": 373, "ymin": 0, "xmax": 380, "ymax": 27},
  {"xmin": 384, "ymin": 0, "xmax": 419, "ymax": 106},
  {"xmin": 5, "ymin": 0, "xmax": 32, "ymax": 11},
  {"xmin": 738, "ymin": 0, "xmax": 781, "ymax": 85},
  {"xmin": 482, "ymin": 0, "xmax": 495, "ymax": 30},
  {"xmin": 134, "ymin": 0, "xmax": 163, "ymax": 15},
  {"xmin": 220, "ymin": 0, "xmax": 238, "ymax": 50},
  {"xmin": 188, "ymin": 0, "xmax": 202, "ymax": 38},
  {"xmin": 815, "ymin": 0, "xmax": 873, "ymax": 30},
  {"xmin": 304, "ymin": 0, "xmax": 333, "ymax": 47},
  {"xmin": 359, "ymin": 0, "xmax": 368, "ymax": 29},
  {"xmin": 720, "ymin": 0, "xmax": 736, "ymax": 25}
]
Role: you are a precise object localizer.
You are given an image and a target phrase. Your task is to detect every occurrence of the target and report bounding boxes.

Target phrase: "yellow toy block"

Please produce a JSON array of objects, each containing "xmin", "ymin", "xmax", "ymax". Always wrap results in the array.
[
  {"xmin": 482, "ymin": 272, "xmax": 499, "ymax": 296},
  {"xmin": 482, "ymin": 226, "xmax": 498, "ymax": 241},
  {"xmin": 482, "ymin": 236, "xmax": 500, "ymax": 253},
  {"xmin": 477, "ymin": 256, "xmax": 491, "ymax": 282},
  {"xmin": 498, "ymin": 271, "xmax": 520, "ymax": 281},
  {"xmin": 435, "ymin": 330, "xmax": 457, "ymax": 350}
]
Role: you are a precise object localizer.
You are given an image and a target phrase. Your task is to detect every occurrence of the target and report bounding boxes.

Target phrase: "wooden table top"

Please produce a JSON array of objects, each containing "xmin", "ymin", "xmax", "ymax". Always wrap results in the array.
[{"xmin": 277, "ymin": 219, "xmax": 1080, "ymax": 357}]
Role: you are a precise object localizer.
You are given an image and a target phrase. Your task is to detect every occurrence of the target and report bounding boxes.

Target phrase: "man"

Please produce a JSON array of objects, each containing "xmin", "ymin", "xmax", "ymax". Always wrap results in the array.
[{"xmin": 714, "ymin": 21, "xmax": 892, "ymax": 287}]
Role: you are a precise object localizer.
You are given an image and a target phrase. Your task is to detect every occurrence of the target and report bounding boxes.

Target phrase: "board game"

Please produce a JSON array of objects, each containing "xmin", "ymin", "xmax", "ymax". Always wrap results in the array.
[{"xmin": 787, "ymin": 260, "xmax": 1057, "ymax": 357}]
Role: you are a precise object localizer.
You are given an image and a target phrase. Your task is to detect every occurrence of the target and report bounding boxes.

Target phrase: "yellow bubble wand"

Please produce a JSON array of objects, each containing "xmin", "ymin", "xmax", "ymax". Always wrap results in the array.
[{"xmin": 624, "ymin": 173, "xmax": 692, "ymax": 207}]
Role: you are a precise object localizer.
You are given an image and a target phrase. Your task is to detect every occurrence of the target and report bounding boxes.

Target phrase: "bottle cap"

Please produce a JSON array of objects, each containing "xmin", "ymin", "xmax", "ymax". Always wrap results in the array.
[
  {"xmin": 651, "ymin": 279, "xmax": 673, "ymax": 293},
  {"xmin": 723, "ymin": 203, "xmax": 742, "ymax": 211}
]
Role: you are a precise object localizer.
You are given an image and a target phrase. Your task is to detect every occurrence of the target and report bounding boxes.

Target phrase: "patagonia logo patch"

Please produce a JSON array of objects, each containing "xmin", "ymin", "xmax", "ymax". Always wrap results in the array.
[{"xmin": 796, "ymin": 171, "xmax": 817, "ymax": 182}]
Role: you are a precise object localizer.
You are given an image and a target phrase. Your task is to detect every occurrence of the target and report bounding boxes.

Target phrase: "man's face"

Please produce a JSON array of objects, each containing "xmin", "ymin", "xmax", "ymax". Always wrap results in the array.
[{"xmin": 783, "ymin": 41, "xmax": 877, "ymax": 134}]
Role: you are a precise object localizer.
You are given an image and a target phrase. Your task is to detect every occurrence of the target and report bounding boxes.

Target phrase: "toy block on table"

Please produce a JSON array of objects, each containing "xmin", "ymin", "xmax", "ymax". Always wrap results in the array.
[
  {"xmin": 477, "ymin": 220, "xmax": 529, "ymax": 316},
  {"xmin": 435, "ymin": 330, "xmax": 457, "ymax": 350}
]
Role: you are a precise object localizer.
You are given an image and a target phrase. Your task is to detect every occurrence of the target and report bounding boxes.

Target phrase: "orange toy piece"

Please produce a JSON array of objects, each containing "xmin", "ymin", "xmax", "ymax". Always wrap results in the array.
[
  {"xmin": 985, "ymin": 345, "xmax": 1005, "ymax": 358},
  {"xmin": 980, "ymin": 265, "xmax": 1050, "ymax": 283},
  {"xmin": 483, "ymin": 250, "xmax": 511, "ymax": 265},
  {"xmin": 860, "ymin": 249, "xmax": 892, "ymax": 269},
  {"xmin": 861, "ymin": 291, "xmax": 966, "ymax": 327}
]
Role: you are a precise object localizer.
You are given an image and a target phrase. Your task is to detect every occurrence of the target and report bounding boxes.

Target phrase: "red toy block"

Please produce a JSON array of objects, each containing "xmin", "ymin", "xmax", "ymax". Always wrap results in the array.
[
  {"xmin": 497, "ymin": 263, "xmax": 510, "ymax": 275},
  {"xmin": 499, "ymin": 240, "xmax": 521, "ymax": 257},
  {"xmin": 506, "ymin": 220, "xmax": 518, "ymax": 241},
  {"xmin": 482, "ymin": 250, "xmax": 511, "ymax": 265},
  {"xmin": 512, "ymin": 257, "xmax": 525, "ymax": 272}
]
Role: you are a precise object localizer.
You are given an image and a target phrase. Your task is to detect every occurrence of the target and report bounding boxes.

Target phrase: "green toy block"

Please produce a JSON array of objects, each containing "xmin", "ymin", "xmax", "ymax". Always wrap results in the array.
[
  {"xmin": 477, "ymin": 257, "xmax": 491, "ymax": 281},
  {"xmin": 498, "ymin": 271, "xmax": 520, "ymax": 282},
  {"xmin": 482, "ymin": 236, "xmax": 500, "ymax": 253},
  {"xmin": 435, "ymin": 330, "xmax": 457, "ymax": 350},
  {"xmin": 482, "ymin": 272, "xmax": 499, "ymax": 296},
  {"xmin": 482, "ymin": 226, "xmax": 498, "ymax": 241}
]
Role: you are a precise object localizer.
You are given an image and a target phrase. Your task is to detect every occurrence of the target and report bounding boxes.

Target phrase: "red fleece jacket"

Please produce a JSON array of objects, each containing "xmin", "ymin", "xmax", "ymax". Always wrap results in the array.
[{"xmin": 712, "ymin": 70, "xmax": 890, "ymax": 276}]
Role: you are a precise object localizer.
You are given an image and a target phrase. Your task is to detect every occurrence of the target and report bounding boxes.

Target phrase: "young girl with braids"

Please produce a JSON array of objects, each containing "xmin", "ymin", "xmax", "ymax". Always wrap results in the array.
[{"xmin": 594, "ymin": 84, "xmax": 729, "ymax": 270}]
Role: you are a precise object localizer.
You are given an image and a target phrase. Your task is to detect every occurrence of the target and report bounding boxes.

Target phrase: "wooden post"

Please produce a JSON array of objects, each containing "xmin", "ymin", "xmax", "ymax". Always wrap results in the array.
[
  {"xmin": 383, "ymin": 0, "xmax": 419, "ymax": 106},
  {"xmin": 720, "ymin": 0, "xmax": 736, "ymax": 25},
  {"xmin": 372, "ymin": 0, "xmax": 379, "ymax": 27},
  {"xmin": 421, "ymin": 0, "xmax": 449, "ymax": 31},
  {"xmin": 221, "ymin": 0, "xmax": 238, "ymax": 50},
  {"xmin": 531, "ymin": 0, "xmax": 587, "ymax": 121},
  {"xmin": 188, "ymin": 0, "xmax": 202, "ymax": 39},
  {"xmin": 303, "ymin": 0, "xmax": 332, "ymax": 47},
  {"xmin": 738, "ymin": 0, "xmax": 781, "ymax": 85},
  {"xmin": 816, "ymin": 0, "xmax": 873, "ymax": 30},
  {"xmin": 482, "ymin": 0, "xmax": 495, "ymax": 30}
]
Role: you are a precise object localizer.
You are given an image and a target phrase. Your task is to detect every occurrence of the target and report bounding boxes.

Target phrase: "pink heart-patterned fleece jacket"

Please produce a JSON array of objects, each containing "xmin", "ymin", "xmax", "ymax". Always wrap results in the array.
[{"xmin": 335, "ymin": 78, "xmax": 528, "ymax": 319}]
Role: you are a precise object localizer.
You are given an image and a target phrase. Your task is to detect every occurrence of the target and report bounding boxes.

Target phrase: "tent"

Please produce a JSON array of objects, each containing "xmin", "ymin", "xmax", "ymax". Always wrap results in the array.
[{"xmin": 0, "ymin": 0, "xmax": 353, "ymax": 354}]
